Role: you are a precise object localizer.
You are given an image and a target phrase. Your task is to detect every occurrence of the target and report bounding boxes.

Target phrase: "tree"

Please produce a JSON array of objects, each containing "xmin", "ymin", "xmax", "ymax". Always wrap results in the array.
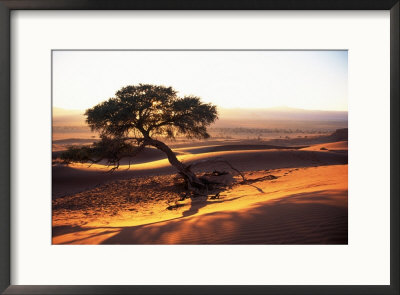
[{"xmin": 61, "ymin": 84, "xmax": 219, "ymax": 191}]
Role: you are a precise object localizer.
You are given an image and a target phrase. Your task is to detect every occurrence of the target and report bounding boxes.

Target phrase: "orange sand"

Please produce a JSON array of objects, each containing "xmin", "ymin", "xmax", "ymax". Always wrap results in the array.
[{"xmin": 53, "ymin": 162, "xmax": 347, "ymax": 245}]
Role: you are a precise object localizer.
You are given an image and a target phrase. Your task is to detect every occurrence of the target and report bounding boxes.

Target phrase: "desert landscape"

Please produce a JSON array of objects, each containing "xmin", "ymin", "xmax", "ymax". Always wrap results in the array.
[
  {"xmin": 52, "ymin": 108, "xmax": 348, "ymax": 245},
  {"xmin": 52, "ymin": 50, "xmax": 348, "ymax": 245}
]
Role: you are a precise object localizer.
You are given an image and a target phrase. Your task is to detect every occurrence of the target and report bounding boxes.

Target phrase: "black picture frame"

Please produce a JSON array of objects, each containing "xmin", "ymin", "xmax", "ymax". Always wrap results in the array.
[{"xmin": 0, "ymin": 1, "xmax": 398, "ymax": 294}]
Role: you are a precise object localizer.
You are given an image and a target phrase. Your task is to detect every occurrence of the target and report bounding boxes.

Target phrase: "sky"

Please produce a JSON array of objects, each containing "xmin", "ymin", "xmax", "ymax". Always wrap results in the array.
[{"xmin": 52, "ymin": 50, "xmax": 348, "ymax": 112}]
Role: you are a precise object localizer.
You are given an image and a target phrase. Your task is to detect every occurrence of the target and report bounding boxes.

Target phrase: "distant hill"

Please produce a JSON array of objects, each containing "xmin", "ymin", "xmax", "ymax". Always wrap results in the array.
[
  {"xmin": 329, "ymin": 128, "xmax": 348, "ymax": 141},
  {"xmin": 218, "ymin": 107, "xmax": 348, "ymax": 122},
  {"xmin": 53, "ymin": 108, "xmax": 85, "ymax": 126},
  {"xmin": 53, "ymin": 106, "xmax": 348, "ymax": 128}
]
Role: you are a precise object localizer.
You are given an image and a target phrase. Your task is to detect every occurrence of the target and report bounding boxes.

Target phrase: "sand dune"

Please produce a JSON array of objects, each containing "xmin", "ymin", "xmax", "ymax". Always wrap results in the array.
[
  {"xmin": 52, "ymin": 164, "xmax": 348, "ymax": 245},
  {"xmin": 53, "ymin": 145, "xmax": 347, "ymax": 198},
  {"xmin": 52, "ymin": 139, "xmax": 348, "ymax": 245},
  {"xmin": 101, "ymin": 191, "xmax": 347, "ymax": 245},
  {"xmin": 301, "ymin": 141, "xmax": 347, "ymax": 152},
  {"xmin": 174, "ymin": 144, "xmax": 304, "ymax": 154},
  {"xmin": 53, "ymin": 141, "xmax": 301, "ymax": 160}
]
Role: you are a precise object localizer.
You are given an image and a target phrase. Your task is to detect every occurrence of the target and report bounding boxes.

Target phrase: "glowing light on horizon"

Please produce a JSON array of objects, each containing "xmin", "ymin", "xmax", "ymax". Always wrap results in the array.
[{"xmin": 53, "ymin": 50, "xmax": 348, "ymax": 112}]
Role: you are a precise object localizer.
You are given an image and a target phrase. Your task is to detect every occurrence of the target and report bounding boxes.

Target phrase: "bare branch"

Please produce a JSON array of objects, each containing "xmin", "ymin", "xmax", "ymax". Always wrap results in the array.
[{"xmin": 187, "ymin": 157, "xmax": 246, "ymax": 182}]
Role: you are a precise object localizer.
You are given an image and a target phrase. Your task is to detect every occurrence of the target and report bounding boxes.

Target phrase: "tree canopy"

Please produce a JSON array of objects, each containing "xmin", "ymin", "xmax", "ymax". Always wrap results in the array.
[
  {"xmin": 61, "ymin": 84, "xmax": 218, "ymax": 179},
  {"xmin": 85, "ymin": 84, "xmax": 218, "ymax": 140}
]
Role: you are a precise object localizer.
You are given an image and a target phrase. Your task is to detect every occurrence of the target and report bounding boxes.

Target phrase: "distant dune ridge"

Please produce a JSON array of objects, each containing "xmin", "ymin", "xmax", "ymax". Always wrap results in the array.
[
  {"xmin": 329, "ymin": 128, "xmax": 348, "ymax": 141},
  {"xmin": 219, "ymin": 106, "xmax": 348, "ymax": 121},
  {"xmin": 53, "ymin": 106, "xmax": 348, "ymax": 127}
]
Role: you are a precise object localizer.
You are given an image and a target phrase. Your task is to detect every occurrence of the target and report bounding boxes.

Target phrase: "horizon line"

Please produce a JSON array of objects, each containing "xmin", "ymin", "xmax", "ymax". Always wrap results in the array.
[{"xmin": 53, "ymin": 105, "xmax": 349, "ymax": 113}]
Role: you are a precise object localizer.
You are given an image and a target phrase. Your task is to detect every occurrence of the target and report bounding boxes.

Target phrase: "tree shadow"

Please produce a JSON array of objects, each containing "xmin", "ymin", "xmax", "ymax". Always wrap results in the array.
[
  {"xmin": 52, "ymin": 194, "xmax": 243, "ymax": 244},
  {"xmin": 103, "ymin": 189, "xmax": 347, "ymax": 244},
  {"xmin": 51, "ymin": 189, "xmax": 348, "ymax": 245},
  {"xmin": 52, "ymin": 225, "xmax": 98, "ymax": 237},
  {"xmin": 181, "ymin": 195, "xmax": 242, "ymax": 218}
]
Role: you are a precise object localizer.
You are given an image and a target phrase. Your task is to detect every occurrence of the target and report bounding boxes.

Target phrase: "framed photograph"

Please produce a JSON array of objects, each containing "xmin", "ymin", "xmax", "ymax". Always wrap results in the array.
[
  {"xmin": 1, "ymin": 1, "xmax": 399, "ymax": 294},
  {"xmin": 51, "ymin": 49, "xmax": 349, "ymax": 246}
]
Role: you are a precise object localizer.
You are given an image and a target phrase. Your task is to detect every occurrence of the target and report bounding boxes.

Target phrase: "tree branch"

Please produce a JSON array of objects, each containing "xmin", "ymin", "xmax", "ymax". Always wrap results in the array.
[{"xmin": 187, "ymin": 157, "xmax": 246, "ymax": 182}]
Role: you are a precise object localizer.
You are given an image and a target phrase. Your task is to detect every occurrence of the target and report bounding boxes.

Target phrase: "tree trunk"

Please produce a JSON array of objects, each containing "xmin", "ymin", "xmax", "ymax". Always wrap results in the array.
[{"xmin": 146, "ymin": 138, "xmax": 205, "ymax": 189}]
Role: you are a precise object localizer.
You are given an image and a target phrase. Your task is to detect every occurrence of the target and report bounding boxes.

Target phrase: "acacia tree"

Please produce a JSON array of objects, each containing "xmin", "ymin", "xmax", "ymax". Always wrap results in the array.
[{"xmin": 61, "ymin": 84, "xmax": 218, "ymax": 190}]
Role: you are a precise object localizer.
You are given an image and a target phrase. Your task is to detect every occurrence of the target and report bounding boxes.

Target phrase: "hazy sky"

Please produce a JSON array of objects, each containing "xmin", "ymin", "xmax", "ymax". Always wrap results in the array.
[{"xmin": 53, "ymin": 50, "xmax": 348, "ymax": 111}]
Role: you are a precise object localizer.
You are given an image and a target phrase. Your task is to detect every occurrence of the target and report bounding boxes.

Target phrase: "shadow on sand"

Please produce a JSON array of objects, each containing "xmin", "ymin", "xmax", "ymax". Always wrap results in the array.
[{"xmin": 53, "ymin": 189, "xmax": 348, "ymax": 245}]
